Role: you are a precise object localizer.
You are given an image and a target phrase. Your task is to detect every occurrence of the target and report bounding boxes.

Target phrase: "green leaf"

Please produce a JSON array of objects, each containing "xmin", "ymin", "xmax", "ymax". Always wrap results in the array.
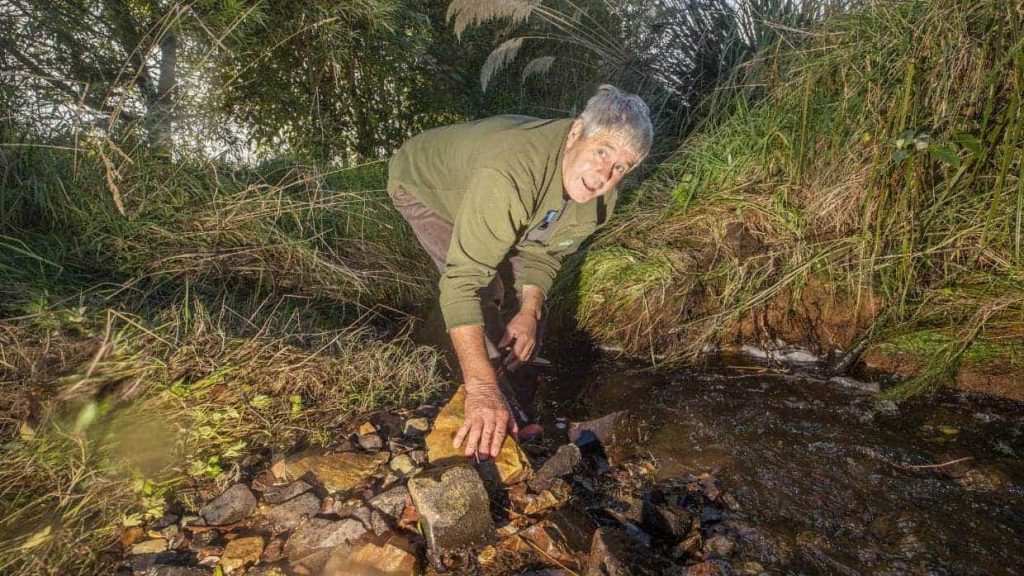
[
  {"xmin": 952, "ymin": 133, "xmax": 984, "ymax": 156},
  {"xmin": 74, "ymin": 401, "xmax": 99, "ymax": 433},
  {"xmin": 929, "ymin": 145, "xmax": 961, "ymax": 168}
]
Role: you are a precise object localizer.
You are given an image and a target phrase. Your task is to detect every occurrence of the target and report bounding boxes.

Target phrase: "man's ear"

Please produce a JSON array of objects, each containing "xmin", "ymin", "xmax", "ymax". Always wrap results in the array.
[{"xmin": 566, "ymin": 118, "xmax": 583, "ymax": 148}]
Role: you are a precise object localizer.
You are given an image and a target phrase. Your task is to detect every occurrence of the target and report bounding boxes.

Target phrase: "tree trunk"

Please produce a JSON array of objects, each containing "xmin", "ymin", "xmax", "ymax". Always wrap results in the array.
[{"xmin": 146, "ymin": 29, "xmax": 177, "ymax": 156}]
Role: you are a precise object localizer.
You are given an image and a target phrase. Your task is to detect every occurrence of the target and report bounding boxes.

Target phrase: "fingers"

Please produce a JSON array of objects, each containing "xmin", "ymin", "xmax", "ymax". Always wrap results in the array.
[
  {"xmin": 513, "ymin": 336, "xmax": 534, "ymax": 363},
  {"xmin": 453, "ymin": 419, "xmax": 471, "ymax": 449},
  {"xmin": 480, "ymin": 419, "xmax": 496, "ymax": 457},
  {"xmin": 498, "ymin": 329, "xmax": 514, "ymax": 349},
  {"xmin": 489, "ymin": 423, "xmax": 506, "ymax": 457},
  {"xmin": 462, "ymin": 418, "xmax": 483, "ymax": 457}
]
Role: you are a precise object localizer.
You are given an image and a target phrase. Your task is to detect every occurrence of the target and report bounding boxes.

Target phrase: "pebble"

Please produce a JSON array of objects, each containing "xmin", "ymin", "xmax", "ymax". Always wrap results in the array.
[
  {"xmin": 131, "ymin": 538, "xmax": 168, "ymax": 555},
  {"xmin": 219, "ymin": 536, "xmax": 264, "ymax": 574},
  {"xmin": 200, "ymin": 484, "xmax": 257, "ymax": 526}
]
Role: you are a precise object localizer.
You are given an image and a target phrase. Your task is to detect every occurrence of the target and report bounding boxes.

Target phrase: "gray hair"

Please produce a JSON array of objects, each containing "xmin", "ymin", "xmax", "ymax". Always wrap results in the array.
[{"xmin": 578, "ymin": 85, "xmax": 653, "ymax": 161}]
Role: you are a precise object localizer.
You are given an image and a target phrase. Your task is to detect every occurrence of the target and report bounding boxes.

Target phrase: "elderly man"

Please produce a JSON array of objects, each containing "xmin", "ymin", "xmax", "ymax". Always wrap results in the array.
[{"xmin": 388, "ymin": 84, "xmax": 653, "ymax": 459}]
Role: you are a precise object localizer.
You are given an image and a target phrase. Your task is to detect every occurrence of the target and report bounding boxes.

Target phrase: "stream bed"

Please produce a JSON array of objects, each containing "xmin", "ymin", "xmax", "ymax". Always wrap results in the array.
[{"xmin": 531, "ymin": 357, "xmax": 1024, "ymax": 575}]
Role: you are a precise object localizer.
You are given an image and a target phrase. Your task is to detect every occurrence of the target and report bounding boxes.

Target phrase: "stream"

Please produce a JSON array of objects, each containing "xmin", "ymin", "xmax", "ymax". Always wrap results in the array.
[{"xmin": 531, "ymin": 356, "xmax": 1024, "ymax": 575}]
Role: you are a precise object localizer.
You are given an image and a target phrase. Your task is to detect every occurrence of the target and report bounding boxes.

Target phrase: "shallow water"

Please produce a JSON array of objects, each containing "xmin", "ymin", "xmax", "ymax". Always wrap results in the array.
[{"xmin": 535, "ymin": 357, "xmax": 1024, "ymax": 575}]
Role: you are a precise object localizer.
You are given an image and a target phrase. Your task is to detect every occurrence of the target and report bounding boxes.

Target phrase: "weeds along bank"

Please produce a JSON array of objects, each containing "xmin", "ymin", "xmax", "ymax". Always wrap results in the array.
[
  {"xmin": 555, "ymin": 0, "xmax": 1024, "ymax": 400},
  {"xmin": 0, "ymin": 136, "xmax": 445, "ymax": 574}
]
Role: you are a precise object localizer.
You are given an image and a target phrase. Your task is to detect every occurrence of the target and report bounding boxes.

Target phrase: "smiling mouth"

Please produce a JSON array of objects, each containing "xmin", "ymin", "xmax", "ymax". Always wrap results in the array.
[{"xmin": 581, "ymin": 177, "xmax": 598, "ymax": 192}]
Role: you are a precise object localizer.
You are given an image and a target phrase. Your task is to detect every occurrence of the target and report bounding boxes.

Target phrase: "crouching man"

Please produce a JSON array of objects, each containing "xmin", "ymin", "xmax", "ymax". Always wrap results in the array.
[{"xmin": 388, "ymin": 85, "xmax": 652, "ymax": 459}]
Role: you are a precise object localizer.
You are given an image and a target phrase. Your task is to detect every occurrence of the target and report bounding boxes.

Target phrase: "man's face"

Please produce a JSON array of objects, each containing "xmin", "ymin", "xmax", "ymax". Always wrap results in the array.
[{"xmin": 562, "ymin": 119, "xmax": 641, "ymax": 203}]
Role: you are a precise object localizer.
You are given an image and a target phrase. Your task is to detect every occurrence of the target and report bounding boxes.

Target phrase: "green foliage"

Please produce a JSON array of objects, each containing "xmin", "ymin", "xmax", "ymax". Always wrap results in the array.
[{"xmin": 559, "ymin": 0, "xmax": 1024, "ymax": 400}]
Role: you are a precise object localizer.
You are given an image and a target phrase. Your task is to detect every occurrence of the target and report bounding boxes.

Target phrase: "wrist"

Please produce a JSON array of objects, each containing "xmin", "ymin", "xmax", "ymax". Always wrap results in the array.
[{"xmin": 465, "ymin": 378, "xmax": 499, "ymax": 392}]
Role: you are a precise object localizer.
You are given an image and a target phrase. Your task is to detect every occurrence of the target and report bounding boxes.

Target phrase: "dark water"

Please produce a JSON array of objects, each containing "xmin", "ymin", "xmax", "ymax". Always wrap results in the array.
[{"xmin": 534, "ymin": 358, "xmax": 1024, "ymax": 575}]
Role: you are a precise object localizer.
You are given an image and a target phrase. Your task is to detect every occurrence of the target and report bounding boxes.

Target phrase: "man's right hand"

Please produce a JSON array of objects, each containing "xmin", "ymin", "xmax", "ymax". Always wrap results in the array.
[{"xmin": 453, "ymin": 383, "xmax": 518, "ymax": 458}]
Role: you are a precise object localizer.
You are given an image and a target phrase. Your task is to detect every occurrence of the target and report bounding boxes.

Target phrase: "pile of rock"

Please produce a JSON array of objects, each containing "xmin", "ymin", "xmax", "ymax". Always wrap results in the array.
[{"xmin": 119, "ymin": 389, "xmax": 763, "ymax": 576}]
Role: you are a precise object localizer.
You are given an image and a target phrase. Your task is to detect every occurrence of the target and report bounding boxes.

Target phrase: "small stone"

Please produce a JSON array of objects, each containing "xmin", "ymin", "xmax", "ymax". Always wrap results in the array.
[
  {"xmin": 324, "ymin": 540, "xmax": 416, "ymax": 575},
  {"xmin": 585, "ymin": 528, "xmax": 632, "ymax": 576},
  {"xmin": 200, "ymin": 484, "xmax": 257, "ymax": 526},
  {"xmin": 699, "ymin": 473, "xmax": 721, "ymax": 501},
  {"xmin": 131, "ymin": 538, "xmax": 167, "ymax": 555},
  {"xmin": 219, "ymin": 536, "xmax": 264, "ymax": 574},
  {"xmin": 245, "ymin": 567, "xmax": 287, "ymax": 576},
  {"xmin": 403, "ymin": 417, "xmax": 430, "ymax": 438},
  {"xmin": 706, "ymin": 534, "xmax": 736, "ymax": 558},
  {"xmin": 264, "ymin": 492, "xmax": 321, "ymax": 530},
  {"xmin": 263, "ymin": 480, "xmax": 313, "ymax": 505},
  {"xmin": 370, "ymin": 486, "xmax": 410, "ymax": 520},
  {"xmin": 284, "ymin": 450, "xmax": 389, "ymax": 493},
  {"xmin": 358, "ymin": 432, "xmax": 384, "ymax": 452},
  {"xmin": 410, "ymin": 450, "xmax": 427, "ymax": 465},
  {"xmin": 261, "ymin": 535, "xmax": 286, "ymax": 563},
  {"xmin": 407, "ymin": 465, "xmax": 495, "ymax": 552},
  {"xmin": 192, "ymin": 529, "xmax": 221, "ymax": 548},
  {"xmin": 523, "ymin": 479, "xmax": 571, "ymax": 516},
  {"xmin": 283, "ymin": 518, "xmax": 367, "ymax": 560},
  {"xmin": 642, "ymin": 492, "xmax": 692, "ymax": 540},
  {"xmin": 686, "ymin": 560, "xmax": 730, "ymax": 576},
  {"xmin": 389, "ymin": 454, "xmax": 416, "ymax": 476},
  {"xmin": 141, "ymin": 567, "xmax": 212, "ymax": 576},
  {"xmin": 528, "ymin": 443, "xmax": 581, "ymax": 492},
  {"xmin": 358, "ymin": 422, "xmax": 377, "ymax": 435},
  {"xmin": 425, "ymin": 387, "xmax": 532, "ymax": 484}
]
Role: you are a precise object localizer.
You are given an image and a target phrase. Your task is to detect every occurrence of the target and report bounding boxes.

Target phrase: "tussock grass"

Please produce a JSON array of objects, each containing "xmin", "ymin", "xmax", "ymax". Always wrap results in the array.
[
  {"xmin": 0, "ymin": 130, "xmax": 444, "ymax": 574},
  {"xmin": 560, "ymin": 0, "xmax": 1024, "ymax": 398}
]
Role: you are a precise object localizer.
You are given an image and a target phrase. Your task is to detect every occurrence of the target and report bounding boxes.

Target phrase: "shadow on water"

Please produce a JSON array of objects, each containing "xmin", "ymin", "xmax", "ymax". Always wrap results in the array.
[{"xmin": 535, "ymin": 356, "xmax": 1024, "ymax": 575}]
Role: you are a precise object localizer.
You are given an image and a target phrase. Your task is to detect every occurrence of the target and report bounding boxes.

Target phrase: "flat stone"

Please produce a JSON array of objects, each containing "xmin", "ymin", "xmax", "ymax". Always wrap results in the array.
[
  {"xmin": 425, "ymin": 386, "xmax": 532, "ymax": 484},
  {"xmin": 264, "ymin": 492, "xmax": 321, "ymax": 530},
  {"xmin": 686, "ymin": 560, "xmax": 731, "ymax": 576},
  {"xmin": 642, "ymin": 490, "xmax": 693, "ymax": 540},
  {"xmin": 283, "ymin": 518, "xmax": 367, "ymax": 561},
  {"xmin": 523, "ymin": 479, "xmax": 571, "ymax": 516},
  {"xmin": 403, "ymin": 417, "xmax": 430, "ymax": 438},
  {"xmin": 131, "ymin": 539, "xmax": 168, "ymax": 555},
  {"xmin": 358, "ymin": 432, "xmax": 384, "ymax": 452},
  {"xmin": 285, "ymin": 450, "xmax": 389, "ymax": 493},
  {"xmin": 706, "ymin": 534, "xmax": 736, "ymax": 558},
  {"xmin": 219, "ymin": 536, "xmax": 264, "ymax": 574},
  {"xmin": 323, "ymin": 540, "xmax": 416, "ymax": 575},
  {"xmin": 389, "ymin": 454, "xmax": 416, "ymax": 476},
  {"xmin": 585, "ymin": 528, "xmax": 631, "ymax": 576},
  {"xmin": 200, "ymin": 484, "xmax": 257, "ymax": 526},
  {"xmin": 407, "ymin": 465, "xmax": 495, "ymax": 552},
  {"xmin": 369, "ymin": 485, "xmax": 410, "ymax": 519},
  {"xmin": 528, "ymin": 443, "xmax": 581, "ymax": 492},
  {"xmin": 245, "ymin": 567, "xmax": 288, "ymax": 576},
  {"xmin": 263, "ymin": 480, "xmax": 313, "ymax": 505}
]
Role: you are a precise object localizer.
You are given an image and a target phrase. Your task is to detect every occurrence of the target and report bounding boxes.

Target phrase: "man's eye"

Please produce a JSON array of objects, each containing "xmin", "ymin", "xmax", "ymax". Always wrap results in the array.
[
  {"xmin": 597, "ymin": 148, "xmax": 607, "ymax": 158},
  {"xmin": 614, "ymin": 164, "xmax": 625, "ymax": 173}
]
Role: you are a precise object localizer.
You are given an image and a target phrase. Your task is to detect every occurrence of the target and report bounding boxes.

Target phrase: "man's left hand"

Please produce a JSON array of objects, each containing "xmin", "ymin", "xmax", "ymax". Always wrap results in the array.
[{"xmin": 499, "ymin": 311, "xmax": 537, "ymax": 371}]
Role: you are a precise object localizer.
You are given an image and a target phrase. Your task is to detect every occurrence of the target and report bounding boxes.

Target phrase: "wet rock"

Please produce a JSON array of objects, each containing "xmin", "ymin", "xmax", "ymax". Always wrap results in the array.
[
  {"xmin": 706, "ymin": 534, "xmax": 736, "ymax": 558},
  {"xmin": 523, "ymin": 478, "xmax": 572, "ymax": 516},
  {"xmin": 829, "ymin": 375, "xmax": 880, "ymax": 394},
  {"xmin": 323, "ymin": 539, "xmax": 417, "ymax": 575},
  {"xmin": 191, "ymin": 529, "xmax": 221, "ymax": 548},
  {"xmin": 528, "ymin": 443, "xmax": 582, "ymax": 493},
  {"xmin": 200, "ymin": 484, "xmax": 257, "ymax": 526},
  {"xmin": 283, "ymin": 517, "xmax": 366, "ymax": 563},
  {"xmin": 263, "ymin": 480, "xmax": 312, "ymax": 505},
  {"xmin": 264, "ymin": 492, "xmax": 320, "ymax": 530},
  {"xmin": 642, "ymin": 491, "xmax": 693, "ymax": 540},
  {"xmin": 261, "ymin": 535, "xmax": 286, "ymax": 564},
  {"xmin": 245, "ymin": 567, "xmax": 287, "ymax": 576},
  {"xmin": 513, "ymin": 521, "xmax": 580, "ymax": 568},
  {"xmin": 585, "ymin": 528, "xmax": 634, "ymax": 576},
  {"xmin": 425, "ymin": 386, "xmax": 532, "ymax": 484},
  {"xmin": 403, "ymin": 417, "xmax": 430, "ymax": 438},
  {"xmin": 390, "ymin": 453, "xmax": 416, "ymax": 476},
  {"xmin": 569, "ymin": 411, "xmax": 646, "ymax": 466},
  {"xmin": 407, "ymin": 465, "xmax": 495, "ymax": 552},
  {"xmin": 547, "ymin": 505, "xmax": 598, "ymax": 553},
  {"xmin": 219, "ymin": 535, "xmax": 264, "ymax": 574},
  {"xmin": 698, "ymin": 474, "xmax": 721, "ymax": 501},
  {"xmin": 410, "ymin": 449, "xmax": 427, "ymax": 465},
  {"xmin": 284, "ymin": 450, "xmax": 389, "ymax": 493},
  {"xmin": 130, "ymin": 551, "xmax": 193, "ymax": 574},
  {"xmin": 675, "ymin": 530, "xmax": 703, "ymax": 558},
  {"xmin": 131, "ymin": 539, "xmax": 168, "ymax": 555}
]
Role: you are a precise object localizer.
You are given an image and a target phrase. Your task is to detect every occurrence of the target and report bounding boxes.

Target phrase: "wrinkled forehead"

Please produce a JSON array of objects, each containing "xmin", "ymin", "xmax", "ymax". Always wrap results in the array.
[{"xmin": 584, "ymin": 129, "xmax": 642, "ymax": 164}]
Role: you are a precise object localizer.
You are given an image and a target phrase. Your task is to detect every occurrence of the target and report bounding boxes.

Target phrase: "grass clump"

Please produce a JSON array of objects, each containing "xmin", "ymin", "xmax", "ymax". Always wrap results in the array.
[
  {"xmin": 0, "ymin": 129, "xmax": 445, "ymax": 574},
  {"xmin": 558, "ymin": 0, "xmax": 1024, "ymax": 398}
]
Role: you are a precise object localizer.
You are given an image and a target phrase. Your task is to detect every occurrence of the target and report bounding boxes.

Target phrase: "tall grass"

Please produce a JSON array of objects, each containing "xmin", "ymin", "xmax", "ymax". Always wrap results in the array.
[
  {"xmin": 0, "ymin": 129, "xmax": 445, "ymax": 574},
  {"xmin": 558, "ymin": 0, "xmax": 1024, "ymax": 398}
]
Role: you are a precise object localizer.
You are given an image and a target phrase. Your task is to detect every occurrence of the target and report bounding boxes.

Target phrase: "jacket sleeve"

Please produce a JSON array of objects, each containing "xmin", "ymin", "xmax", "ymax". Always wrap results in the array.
[{"xmin": 439, "ymin": 168, "xmax": 530, "ymax": 330}]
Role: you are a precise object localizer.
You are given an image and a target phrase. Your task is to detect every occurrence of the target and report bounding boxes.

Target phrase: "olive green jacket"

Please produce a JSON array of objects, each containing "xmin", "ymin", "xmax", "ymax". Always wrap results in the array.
[{"xmin": 388, "ymin": 115, "xmax": 617, "ymax": 329}]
